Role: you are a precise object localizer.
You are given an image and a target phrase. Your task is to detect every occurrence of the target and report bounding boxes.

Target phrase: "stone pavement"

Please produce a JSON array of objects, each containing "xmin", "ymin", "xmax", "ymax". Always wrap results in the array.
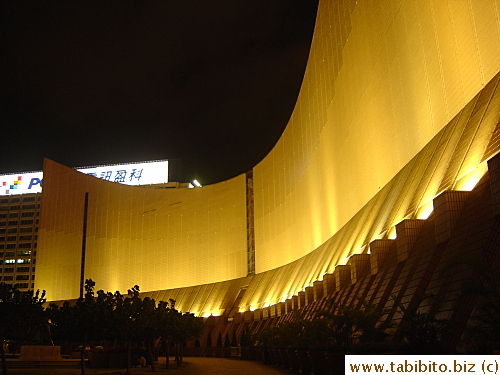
[{"xmin": 5, "ymin": 357, "xmax": 295, "ymax": 375}]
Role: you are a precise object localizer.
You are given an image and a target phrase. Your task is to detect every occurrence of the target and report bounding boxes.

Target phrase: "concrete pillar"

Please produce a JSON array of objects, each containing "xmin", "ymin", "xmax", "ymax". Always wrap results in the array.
[
  {"xmin": 232, "ymin": 312, "xmax": 242, "ymax": 324},
  {"xmin": 262, "ymin": 307, "xmax": 270, "ymax": 320},
  {"xmin": 369, "ymin": 239, "xmax": 395, "ymax": 274},
  {"xmin": 334, "ymin": 264, "xmax": 352, "ymax": 290},
  {"xmin": 313, "ymin": 280, "xmax": 324, "ymax": 301},
  {"xmin": 292, "ymin": 295, "xmax": 299, "ymax": 310},
  {"xmin": 276, "ymin": 302, "xmax": 285, "ymax": 317},
  {"xmin": 243, "ymin": 311, "xmax": 253, "ymax": 322},
  {"xmin": 305, "ymin": 286, "xmax": 315, "ymax": 304},
  {"xmin": 433, "ymin": 190, "xmax": 470, "ymax": 244},
  {"xmin": 268, "ymin": 305, "xmax": 276, "ymax": 318},
  {"xmin": 253, "ymin": 309, "xmax": 263, "ymax": 321},
  {"xmin": 488, "ymin": 152, "xmax": 500, "ymax": 216},
  {"xmin": 298, "ymin": 291, "xmax": 306, "ymax": 309},
  {"xmin": 285, "ymin": 299, "xmax": 293, "ymax": 314},
  {"xmin": 322, "ymin": 273, "xmax": 336, "ymax": 295},
  {"xmin": 348, "ymin": 254, "xmax": 371, "ymax": 284},
  {"xmin": 396, "ymin": 219, "xmax": 425, "ymax": 262}
]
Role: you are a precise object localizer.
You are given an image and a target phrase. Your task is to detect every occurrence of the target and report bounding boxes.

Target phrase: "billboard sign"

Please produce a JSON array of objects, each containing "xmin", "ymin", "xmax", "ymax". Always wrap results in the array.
[{"xmin": 0, "ymin": 160, "xmax": 169, "ymax": 196}]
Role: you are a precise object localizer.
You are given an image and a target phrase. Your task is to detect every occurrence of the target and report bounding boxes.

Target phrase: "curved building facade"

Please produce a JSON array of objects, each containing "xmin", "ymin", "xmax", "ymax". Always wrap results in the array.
[
  {"xmin": 36, "ymin": 161, "xmax": 248, "ymax": 301},
  {"xmin": 36, "ymin": 0, "xmax": 500, "ymax": 319},
  {"xmin": 254, "ymin": 0, "xmax": 500, "ymax": 272}
]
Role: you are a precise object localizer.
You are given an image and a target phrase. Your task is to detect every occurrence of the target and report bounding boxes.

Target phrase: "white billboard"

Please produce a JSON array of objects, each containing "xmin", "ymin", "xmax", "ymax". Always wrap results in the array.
[{"xmin": 0, "ymin": 160, "xmax": 169, "ymax": 196}]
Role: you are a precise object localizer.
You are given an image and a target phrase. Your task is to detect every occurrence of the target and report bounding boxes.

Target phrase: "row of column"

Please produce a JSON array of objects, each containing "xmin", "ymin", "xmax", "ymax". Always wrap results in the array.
[{"xmin": 232, "ymin": 151, "xmax": 500, "ymax": 323}]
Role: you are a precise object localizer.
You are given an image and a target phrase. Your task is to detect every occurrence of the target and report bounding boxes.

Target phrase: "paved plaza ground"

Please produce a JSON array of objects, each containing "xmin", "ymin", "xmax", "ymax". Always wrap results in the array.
[{"xmin": 5, "ymin": 357, "xmax": 295, "ymax": 375}]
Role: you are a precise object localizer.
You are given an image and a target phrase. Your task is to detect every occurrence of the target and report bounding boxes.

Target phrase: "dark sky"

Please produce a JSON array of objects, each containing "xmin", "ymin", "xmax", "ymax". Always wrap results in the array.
[{"xmin": 1, "ymin": 1, "xmax": 318, "ymax": 185}]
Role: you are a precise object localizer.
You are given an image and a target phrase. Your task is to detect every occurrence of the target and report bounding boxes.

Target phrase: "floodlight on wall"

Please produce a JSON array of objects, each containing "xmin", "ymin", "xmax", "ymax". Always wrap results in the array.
[{"xmin": 188, "ymin": 179, "xmax": 202, "ymax": 188}]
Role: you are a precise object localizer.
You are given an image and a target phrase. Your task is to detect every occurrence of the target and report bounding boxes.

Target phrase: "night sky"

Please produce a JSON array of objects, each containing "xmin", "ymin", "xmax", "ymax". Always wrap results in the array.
[{"xmin": 1, "ymin": 1, "xmax": 318, "ymax": 185}]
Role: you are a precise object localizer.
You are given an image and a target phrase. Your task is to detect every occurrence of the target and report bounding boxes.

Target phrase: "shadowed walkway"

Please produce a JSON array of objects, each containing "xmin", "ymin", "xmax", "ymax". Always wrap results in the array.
[{"xmin": 5, "ymin": 357, "xmax": 294, "ymax": 375}]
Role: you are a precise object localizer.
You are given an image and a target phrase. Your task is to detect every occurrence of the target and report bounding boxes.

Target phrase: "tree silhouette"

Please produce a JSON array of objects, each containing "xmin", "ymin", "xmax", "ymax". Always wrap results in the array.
[{"xmin": 0, "ymin": 284, "xmax": 47, "ymax": 375}]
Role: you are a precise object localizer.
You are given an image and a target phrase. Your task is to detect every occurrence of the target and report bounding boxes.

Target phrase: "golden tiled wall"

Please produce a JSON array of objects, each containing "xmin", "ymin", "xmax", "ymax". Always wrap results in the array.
[
  {"xmin": 254, "ymin": 0, "xmax": 500, "ymax": 273},
  {"xmin": 36, "ymin": 160, "xmax": 248, "ymax": 301},
  {"xmin": 37, "ymin": 0, "xmax": 500, "ymax": 310}
]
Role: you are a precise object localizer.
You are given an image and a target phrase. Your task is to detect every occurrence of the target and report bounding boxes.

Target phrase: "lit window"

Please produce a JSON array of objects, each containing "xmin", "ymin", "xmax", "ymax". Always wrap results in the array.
[{"xmin": 17, "ymin": 250, "xmax": 31, "ymax": 256}]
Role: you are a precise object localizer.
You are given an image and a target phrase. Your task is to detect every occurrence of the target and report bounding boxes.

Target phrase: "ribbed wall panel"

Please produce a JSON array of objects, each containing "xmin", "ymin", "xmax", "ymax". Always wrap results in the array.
[
  {"xmin": 254, "ymin": 0, "xmax": 500, "ymax": 273},
  {"xmin": 36, "ymin": 161, "xmax": 248, "ymax": 301}
]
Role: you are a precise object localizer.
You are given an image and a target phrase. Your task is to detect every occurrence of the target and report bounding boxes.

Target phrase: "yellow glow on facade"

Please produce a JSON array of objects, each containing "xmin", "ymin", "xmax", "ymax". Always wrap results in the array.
[
  {"xmin": 35, "ymin": 0, "xmax": 500, "ymax": 314},
  {"xmin": 387, "ymin": 227, "xmax": 397, "ymax": 240},
  {"xmin": 36, "ymin": 160, "xmax": 248, "ymax": 301},
  {"xmin": 416, "ymin": 201, "xmax": 434, "ymax": 220},
  {"xmin": 254, "ymin": 0, "xmax": 500, "ymax": 275},
  {"xmin": 453, "ymin": 163, "xmax": 488, "ymax": 192}
]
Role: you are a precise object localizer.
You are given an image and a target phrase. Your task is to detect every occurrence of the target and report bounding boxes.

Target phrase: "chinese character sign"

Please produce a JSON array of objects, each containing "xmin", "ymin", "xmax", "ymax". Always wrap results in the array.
[
  {"xmin": 0, "ymin": 160, "xmax": 168, "ymax": 196},
  {"xmin": 78, "ymin": 161, "xmax": 167, "ymax": 186}
]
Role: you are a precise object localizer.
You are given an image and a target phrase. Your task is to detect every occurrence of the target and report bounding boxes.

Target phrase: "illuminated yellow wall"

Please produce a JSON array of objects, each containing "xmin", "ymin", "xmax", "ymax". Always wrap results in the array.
[
  {"xmin": 37, "ymin": 0, "xmax": 500, "ymax": 310},
  {"xmin": 254, "ymin": 0, "xmax": 500, "ymax": 272},
  {"xmin": 36, "ymin": 160, "xmax": 248, "ymax": 301},
  {"xmin": 244, "ymin": 74, "xmax": 500, "ymax": 310},
  {"xmin": 137, "ymin": 73, "xmax": 500, "ymax": 315}
]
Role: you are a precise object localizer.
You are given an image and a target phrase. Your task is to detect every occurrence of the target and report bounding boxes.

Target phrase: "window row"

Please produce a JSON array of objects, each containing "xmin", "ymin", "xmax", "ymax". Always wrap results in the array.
[
  {"xmin": 0, "ymin": 259, "xmax": 34, "ymax": 265},
  {"xmin": 0, "ymin": 251, "xmax": 33, "ymax": 257},
  {"xmin": 0, "ymin": 204, "xmax": 39, "ymax": 211},
  {"xmin": 0, "ymin": 235, "xmax": 36, "ymax": 241},
  {"xmin": 0, "ymin": 223, "xmax": 37, "ymax": 232},
  {"xmin": 0, "ymin": 219, "xmax": 39, "ymax": 226},
  {"xmin": 0, "ymin": 196, "xmax": 38, "ymax": 204},
  {"xmin": 0, "ymin": 212, "xmax": 36, "ymax": 218},
  {"xmin": 0, "ymin": 227, "xmax": 38, "ymax": 235},
  {"xmin": 0, "ymin": 243, "xmax": 37, "ymax": 250},
  {"xmin": 0, "ymin": 266, "xmax": 35, "ymax": 273}
]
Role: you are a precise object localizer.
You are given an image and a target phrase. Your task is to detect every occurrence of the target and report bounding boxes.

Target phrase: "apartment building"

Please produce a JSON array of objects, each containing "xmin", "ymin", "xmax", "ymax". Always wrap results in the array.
[{"xmin": 0, "ymin": 193, "xmax": 40, "ymax": 290}]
